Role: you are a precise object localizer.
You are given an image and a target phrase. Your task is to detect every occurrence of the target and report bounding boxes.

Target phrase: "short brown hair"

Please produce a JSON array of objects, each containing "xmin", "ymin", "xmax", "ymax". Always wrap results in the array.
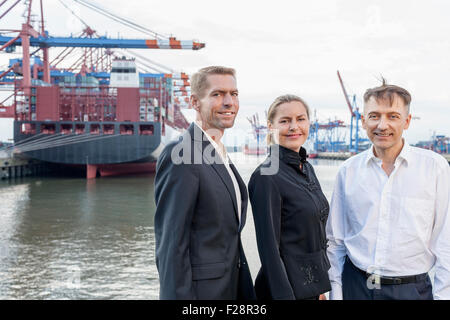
[
  {"xmin": 363, "ymin": 78, "xmax": 411, "ymax": 113},
  {"xmin": 190, "ymin": 66, "xmax": 236, "ymax": 98},
  {"xmin": 266, "ymin": 94, "xmax": 310, "ymax": 145}
]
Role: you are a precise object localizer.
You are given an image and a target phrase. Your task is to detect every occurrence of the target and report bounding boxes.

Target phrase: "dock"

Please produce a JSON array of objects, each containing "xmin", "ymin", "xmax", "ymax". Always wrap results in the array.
[
  {"xmin": 444, "ymin": 154, "xmax": 450, "ymax": 164},
  {"xmin": 317, "ymin": 152, "xmax": 450, "ymax": 164},
  {"xmin": 1, "ymin": 151, "xmax": 46, "ymax": 180},
  {"xmin": 316, "ymin": 152, "xmax": 353, "ymax": 161}
]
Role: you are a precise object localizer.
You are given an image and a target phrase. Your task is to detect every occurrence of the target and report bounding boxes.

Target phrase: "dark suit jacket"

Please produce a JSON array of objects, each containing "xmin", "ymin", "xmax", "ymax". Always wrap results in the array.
[{"xmin": 154, "ymin": 123, "xmax": 256, "ymax": 300}]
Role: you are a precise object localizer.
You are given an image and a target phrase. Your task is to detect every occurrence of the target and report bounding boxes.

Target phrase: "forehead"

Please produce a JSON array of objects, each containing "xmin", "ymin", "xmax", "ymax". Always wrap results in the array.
[
  {"xmin": 364, "ymin": 95, "xmax": 408, "ymax": 114},
  {"xmin": 204, "ymin": 74, "xmax": 237, "ymax": 91},
  {"xmin": 274, "ymin": 101, "xmax": 308, "ymax": 118}
]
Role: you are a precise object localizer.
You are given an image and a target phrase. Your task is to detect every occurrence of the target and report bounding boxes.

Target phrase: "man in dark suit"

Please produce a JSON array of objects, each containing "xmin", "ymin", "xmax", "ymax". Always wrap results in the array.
[{"xmin": 154, "ymin": 66, "xmax": 256, "ymax": 300}]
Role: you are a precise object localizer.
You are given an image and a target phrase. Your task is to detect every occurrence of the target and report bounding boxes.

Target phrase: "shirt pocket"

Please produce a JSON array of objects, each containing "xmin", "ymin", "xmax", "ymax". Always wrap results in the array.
[{"xmin": 399, "ymin": 197, "xmax": 434, "ymax": 238}]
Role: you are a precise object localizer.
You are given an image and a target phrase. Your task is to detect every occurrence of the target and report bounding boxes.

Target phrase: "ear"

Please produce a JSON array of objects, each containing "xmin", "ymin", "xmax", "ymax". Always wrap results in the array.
[
  {"xmin": 190, "ymin": 94, "xmax": 200, "ymax": 111},
  {"xmin": 404, "ymin": 113, "xmax": 412, "ymax": 130},
  {"xmin": 361, "ymin": 114, "xmax": 367, "ymax": 130}
]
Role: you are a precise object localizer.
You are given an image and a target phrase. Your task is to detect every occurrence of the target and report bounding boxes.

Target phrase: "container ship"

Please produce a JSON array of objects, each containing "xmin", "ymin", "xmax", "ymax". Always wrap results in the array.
[{"xmin": 0, "ymin": 1, "xmax": 204, "ymax": 178}]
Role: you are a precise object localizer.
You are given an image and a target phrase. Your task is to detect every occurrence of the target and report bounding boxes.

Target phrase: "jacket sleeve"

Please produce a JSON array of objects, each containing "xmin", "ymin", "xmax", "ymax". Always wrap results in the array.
[
  {"xmin": 248, "ymin": 171, "xmax": 295, "ymax": 300},
  {"xmin": 154, "ymin": 143, "xmax": 199, "ymax": 299}
]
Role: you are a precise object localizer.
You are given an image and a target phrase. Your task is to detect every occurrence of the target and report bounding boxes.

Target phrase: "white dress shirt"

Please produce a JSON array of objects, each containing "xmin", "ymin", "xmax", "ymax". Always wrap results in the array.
[
  {"xmin": 194, "ymin": 122, "xmax": 241, "ymax": 222},
  {"xmin": 326, "ymin": 141, "xmax": 450, "ymax": 300}
]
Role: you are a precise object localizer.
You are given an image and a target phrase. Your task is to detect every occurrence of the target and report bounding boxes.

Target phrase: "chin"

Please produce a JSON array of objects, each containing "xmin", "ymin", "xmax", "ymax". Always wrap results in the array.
[
  {"xmin": 373, "ymin": 141, "xmax": 395, "ymax": 149},
  {"xmin": 222, "ymin": 121, "xmax": 236, "ymax": 128}
]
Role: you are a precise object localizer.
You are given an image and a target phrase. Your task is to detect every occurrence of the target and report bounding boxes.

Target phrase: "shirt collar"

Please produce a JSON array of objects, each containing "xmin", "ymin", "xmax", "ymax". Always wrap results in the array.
[
  {"xmin": 365, "ymin": 138, "xmax": 411, "ymax": 166},
  {"xmin": 270, "ymin": 144, "xmax": 308, "ymax": 168},
  {"xmin": 397, "ymin": 139, "xmax": 411, "ymax": 164},
  {"xmin": 194, "ymin": 121, "xmax": 228, "ymax": 162}
]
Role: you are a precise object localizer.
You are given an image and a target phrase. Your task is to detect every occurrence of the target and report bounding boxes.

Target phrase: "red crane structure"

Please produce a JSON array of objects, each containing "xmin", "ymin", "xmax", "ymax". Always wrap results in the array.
[{"xmin": 0, "ymin": 0, "xmax": 205, "ymax": 178}]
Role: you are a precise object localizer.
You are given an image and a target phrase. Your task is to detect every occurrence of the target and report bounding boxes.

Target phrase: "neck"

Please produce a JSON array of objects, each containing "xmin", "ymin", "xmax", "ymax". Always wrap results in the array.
[
  {"xmin": 195, "ymin": 120, "xmax": 224, "ymax": 144},
  {"xmin": 373, "ymin": 139, "xmax": 404, "ymax": 163},
  {"xmin": 373, "ymin": 139, "xmax": 404, "ymax": 176},
  {"xmin": 278, "ymin": 143, "xmax": 302, "ymax": 154}
]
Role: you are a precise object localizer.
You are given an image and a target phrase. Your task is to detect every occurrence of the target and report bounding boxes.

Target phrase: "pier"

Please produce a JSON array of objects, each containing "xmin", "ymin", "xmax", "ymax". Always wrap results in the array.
[
  {"xmin": 0, "ymin": 151, "xmax": 46, "ymax": 180},
  {"xmin": 444, "ymin": 154, "xmax": 450, "ymax": 164},
  {"xmin": 317, "ymin": 152, "xmax": 353, "ymax": 161},
  {"xmin": 317, "ymin": 152, "xmax": 450, "ymax": 164}
]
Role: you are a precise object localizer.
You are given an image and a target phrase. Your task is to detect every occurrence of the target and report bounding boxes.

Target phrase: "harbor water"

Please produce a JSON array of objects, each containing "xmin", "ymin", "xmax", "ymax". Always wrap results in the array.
[{"xmin": 0, "ymin": 154, "xmax": 343, "ymax": 299}]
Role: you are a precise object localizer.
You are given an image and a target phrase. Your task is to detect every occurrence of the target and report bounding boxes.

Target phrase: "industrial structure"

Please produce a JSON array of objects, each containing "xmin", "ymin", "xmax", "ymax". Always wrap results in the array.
[
  {"xmin": 0, "ymin": 0, "xmax": 203, "ymax": 178},
  {"xmin": 244, "ymin": 71, "xmax": 371, "ymax": 158},
  {"xmin": 337, "ymin": 70, "xmax": 369, "ymax": 153},
  {"xmin": 245, "ymin": 112, "xmax": 267, "ymax": 155}
]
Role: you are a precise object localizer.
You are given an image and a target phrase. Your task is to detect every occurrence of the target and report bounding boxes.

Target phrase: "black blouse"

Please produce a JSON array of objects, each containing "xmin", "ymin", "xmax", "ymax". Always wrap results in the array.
[{"xmin": 248, "ymin": 144, "xmax": 331, "ymax": 300}]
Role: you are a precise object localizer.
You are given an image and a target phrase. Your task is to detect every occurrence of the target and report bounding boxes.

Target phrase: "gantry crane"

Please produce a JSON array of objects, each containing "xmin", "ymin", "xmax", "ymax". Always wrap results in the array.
[
  {"xmin": 337, "ymin": 70, "xmax": 368, "ymax": 153},
  {"xmin": 0, "ymin": 0, "xmax": 204, "ymax": 116}
]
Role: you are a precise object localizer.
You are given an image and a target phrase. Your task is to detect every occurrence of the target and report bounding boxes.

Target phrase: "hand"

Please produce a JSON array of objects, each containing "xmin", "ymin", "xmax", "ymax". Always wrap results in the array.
[{"xmin": 319, "ymin": 294, "xmax": 327, "ymax": 300}]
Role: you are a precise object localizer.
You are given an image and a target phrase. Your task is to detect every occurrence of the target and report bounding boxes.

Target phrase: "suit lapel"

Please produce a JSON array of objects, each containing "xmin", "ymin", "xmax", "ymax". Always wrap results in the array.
[
  {"xmin": 210, "ymin": 155, "xmax": 239, "ymax": 224},
  {"xmin": 230, "ymin": 162, "xmax": 247, "ymax": 231},
  {"xmin": 191, "ymin": 123, "xmax": 240, "ymax": 224}
]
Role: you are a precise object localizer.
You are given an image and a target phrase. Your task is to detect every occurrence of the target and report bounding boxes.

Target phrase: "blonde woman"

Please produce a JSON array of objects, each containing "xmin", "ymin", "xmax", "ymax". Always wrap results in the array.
[{"xmin": 248, "ymin": 94, "xmax": 331, "ymax": 300}]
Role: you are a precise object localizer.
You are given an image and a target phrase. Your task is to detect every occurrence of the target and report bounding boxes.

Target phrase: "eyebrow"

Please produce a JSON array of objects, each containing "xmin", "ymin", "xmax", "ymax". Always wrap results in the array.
[
  {"xmin": 278, "ymin": 114, "xmax": 307, "ymax": 119},
  {"xmin": 368, "ymin": 110, "xmax": 402, "ymax": 114},
  {"xmin": 211, "ymin": 89, "xmax": 238, "ymax": 94}
]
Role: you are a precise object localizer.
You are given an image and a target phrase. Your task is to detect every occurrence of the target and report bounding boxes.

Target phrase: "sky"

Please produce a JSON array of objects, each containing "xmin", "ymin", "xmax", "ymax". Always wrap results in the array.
[{"xmin": 1, "ymin": 0, "xmax": 449, "ymax": 145}]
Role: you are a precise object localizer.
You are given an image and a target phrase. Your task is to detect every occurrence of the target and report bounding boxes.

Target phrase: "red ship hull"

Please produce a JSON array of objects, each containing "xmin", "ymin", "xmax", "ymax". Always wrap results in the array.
[{"xmin": 87, "ymin": 162, "xmax": 157, "ymax": 179}]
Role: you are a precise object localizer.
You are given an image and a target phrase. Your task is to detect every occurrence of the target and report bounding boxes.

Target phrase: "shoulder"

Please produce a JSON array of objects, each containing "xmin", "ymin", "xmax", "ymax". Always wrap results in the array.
[
  {"xmin": 249, "ymin": 159, "xmax": 278, "ymax": 187},
  {"xmin": 408, "ymin": 145, "xmax": 449, "ymax": 170},
  {"xmin": 158, "ymin": 130, "xmax": 195, "ymax": 162},
  {"xmin": 342, "ymin": 149, "xmax": 368, "ymax": 167},
  {"xmin": 157, "ymin": 139, "xmax": 179, "ymax": 166},
  {"xmin": 335, "ymin": 149, "xmax": 369, "ymax": 177},
  {"xmin": 156, "ymin": 134, "xmax": 197, "ymax": 176}
]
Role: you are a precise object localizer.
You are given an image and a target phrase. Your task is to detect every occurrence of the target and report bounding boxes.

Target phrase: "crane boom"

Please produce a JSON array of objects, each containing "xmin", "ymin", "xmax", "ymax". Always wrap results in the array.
[
  {"xmin": 337, "ymin": 70, "xmax": 355, "ymax": 117},
  {"xmin": 0, "ymin": 35, "xmax": 205, "ymax": 50}
]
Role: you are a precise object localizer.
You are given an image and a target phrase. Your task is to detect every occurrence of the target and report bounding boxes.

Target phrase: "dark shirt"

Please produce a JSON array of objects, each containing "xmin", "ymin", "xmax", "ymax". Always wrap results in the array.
[{"xmin": 248, "ymin": 144, "xmax": 331, "ymax": 300}]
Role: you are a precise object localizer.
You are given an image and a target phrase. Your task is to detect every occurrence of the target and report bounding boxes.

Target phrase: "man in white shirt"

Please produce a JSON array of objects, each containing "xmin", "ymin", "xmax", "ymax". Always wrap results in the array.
[{"xmin": 326, "ymin": 80, "xmax": 450, "ymax": 300}]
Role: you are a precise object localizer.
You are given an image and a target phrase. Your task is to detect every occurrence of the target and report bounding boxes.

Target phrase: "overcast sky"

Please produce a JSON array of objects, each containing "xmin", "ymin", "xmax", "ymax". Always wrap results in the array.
[{"xmin": 1, "ymin": 0, "xmax": 449, "ymax": 145}]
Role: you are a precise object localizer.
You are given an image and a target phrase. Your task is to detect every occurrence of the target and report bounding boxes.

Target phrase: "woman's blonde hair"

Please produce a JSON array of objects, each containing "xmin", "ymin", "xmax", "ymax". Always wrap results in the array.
[{"xmin": 266, "ymin": 94, "xmax": 310, "ymax": 145}]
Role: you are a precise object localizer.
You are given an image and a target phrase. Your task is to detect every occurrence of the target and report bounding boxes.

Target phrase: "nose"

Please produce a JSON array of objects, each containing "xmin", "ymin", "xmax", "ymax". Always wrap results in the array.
[
  {"xmin": 377, "ymin": 116, "xmax": 389, "ymax": 130},
  {"xmin": 223, "ymin": 92, "xmax": 234, "ymax": 106},
  {"xmin": 289, "ymin": 120, "xmax": 298, "ymax": 132}
]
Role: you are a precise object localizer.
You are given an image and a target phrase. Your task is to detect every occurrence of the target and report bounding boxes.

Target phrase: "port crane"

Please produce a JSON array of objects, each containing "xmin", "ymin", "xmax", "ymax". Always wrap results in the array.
[
  {"xmin": 337, "ymin": 70, "xmax": 369, "ymax": 153},
  {"xmin": 0, "ymin": 0, "xmax": 204, "ymax": 117}
]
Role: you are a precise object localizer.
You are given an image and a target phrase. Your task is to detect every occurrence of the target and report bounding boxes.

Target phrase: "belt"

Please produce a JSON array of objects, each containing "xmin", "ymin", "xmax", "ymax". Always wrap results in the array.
[{"xmin": 346, "ymin": 256, "xmax": 428, "ymax": 285}]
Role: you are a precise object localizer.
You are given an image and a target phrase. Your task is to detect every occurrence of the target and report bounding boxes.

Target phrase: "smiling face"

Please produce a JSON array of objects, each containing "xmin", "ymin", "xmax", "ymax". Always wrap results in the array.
[
  {"xmin": 268, "ymin": 101, "xmax": 310, "ymax": 153},
  {"xmin": 191, "ymin": 74, "xmax": 239, "ymax": 136},
  {"xmin": 362, "ymin": 95, "xmax": 411, "ymax": 155}
]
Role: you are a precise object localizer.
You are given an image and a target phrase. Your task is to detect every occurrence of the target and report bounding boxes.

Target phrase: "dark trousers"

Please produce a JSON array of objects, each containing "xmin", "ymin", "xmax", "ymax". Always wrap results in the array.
[{"xmin": 342, "ymin": 256, "xmax": 433, "ymax": 300}]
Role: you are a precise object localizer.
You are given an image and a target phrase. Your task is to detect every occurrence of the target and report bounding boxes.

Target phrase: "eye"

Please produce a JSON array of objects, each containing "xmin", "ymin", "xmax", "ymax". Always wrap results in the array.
[{"xmin": 231, "ymin": 92, "xmax": 239, "ymax": 97}]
